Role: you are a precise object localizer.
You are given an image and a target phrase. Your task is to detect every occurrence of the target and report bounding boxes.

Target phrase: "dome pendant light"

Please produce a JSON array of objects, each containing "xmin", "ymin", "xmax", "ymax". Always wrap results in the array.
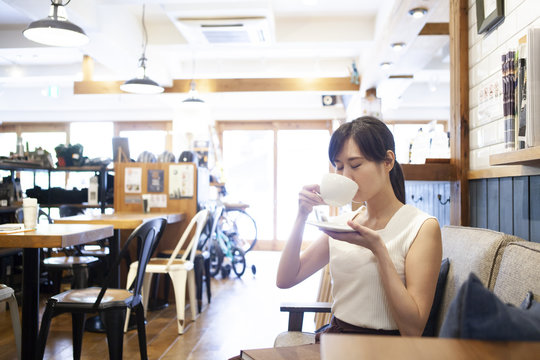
[
  {"xmin": 23, "ymin": 0, "xmax": 89, "ymax": 47},
  {"xmin": 182, "ymin": 80, "xmax": 204, "ymax": 104},
  {"xmin": 120, "ymin": 4, "xmax": 164, "ymax": 94}
]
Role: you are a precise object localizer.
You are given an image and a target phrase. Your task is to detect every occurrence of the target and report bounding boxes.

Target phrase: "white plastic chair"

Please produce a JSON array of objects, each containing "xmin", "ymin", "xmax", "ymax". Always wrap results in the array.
[
  {"xmin": 0, "ymin": 284, "xmax": 21, "ymax": 360},
  {"xmin": 124, "ymin": 209, "xmax": 209, "ymax": 333}
]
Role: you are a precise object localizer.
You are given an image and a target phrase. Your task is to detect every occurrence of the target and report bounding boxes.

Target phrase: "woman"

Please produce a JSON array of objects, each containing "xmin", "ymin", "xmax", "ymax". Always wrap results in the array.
[{"xmin": 276, "ymin": 116, "xmax": 442, "ymax": 339}]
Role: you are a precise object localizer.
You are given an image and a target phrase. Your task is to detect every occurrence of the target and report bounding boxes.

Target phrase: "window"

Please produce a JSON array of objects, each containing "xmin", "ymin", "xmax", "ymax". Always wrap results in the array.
[
  {"xmin": 222, "ymin": 130, "xmax": 274, "ymax": 241},
  {"xmin": 70, "ymin": 122, "xmax": 114, "ymax": 160},
  {"xmin": 0, "ymin": 132, "xmax": 17, "ymax": 157},
  {"xmin": 276, "ymin": 130, "xmax": 330, "ymax": 241},
  {"xmin": 219, "ymin": 120, "xmax": 332, "ymax": 247},
  {"xmin": 119, "ymin": 130, "xmax": 167, "ymax": 161}
]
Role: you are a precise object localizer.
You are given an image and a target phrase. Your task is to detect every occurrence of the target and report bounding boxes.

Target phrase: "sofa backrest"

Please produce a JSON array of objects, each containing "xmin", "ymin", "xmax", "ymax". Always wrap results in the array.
[
  {"xmin": 493, "ymin": 241, "xmax": 540, "ymax": 306},
  {"xmin": 436, "ymin": 226, "xmax": 523, "ymax": 333}
]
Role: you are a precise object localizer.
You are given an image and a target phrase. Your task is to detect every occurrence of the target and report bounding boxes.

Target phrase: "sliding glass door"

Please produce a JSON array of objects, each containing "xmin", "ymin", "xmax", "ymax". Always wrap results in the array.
[{"xmin": 220, "ymin": 121, "xmax": 331, "ymax": 249}]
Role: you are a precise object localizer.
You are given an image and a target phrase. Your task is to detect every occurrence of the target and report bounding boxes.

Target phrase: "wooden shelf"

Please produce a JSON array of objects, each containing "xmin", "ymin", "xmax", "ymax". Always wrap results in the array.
[
  {"xmin": 489, "ymin": 147, "xmax": 540, "ymax": 166},
  {"xmin": 401, "ymin": 163, "xmax": 456, "ymax": 181}
]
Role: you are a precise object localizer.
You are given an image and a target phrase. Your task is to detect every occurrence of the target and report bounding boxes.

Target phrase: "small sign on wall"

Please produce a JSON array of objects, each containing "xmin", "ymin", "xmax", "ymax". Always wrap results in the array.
[
  {"xmin": 124, "ymin": 167, "xmax": 142, "ymax": 193},
  {"xmin": 147, "ymin": 169, "xmax": 164, "ymax": 193},
  {"xmin": 169, "ymin": 164, "xmax": 194, "ymax": 199}
]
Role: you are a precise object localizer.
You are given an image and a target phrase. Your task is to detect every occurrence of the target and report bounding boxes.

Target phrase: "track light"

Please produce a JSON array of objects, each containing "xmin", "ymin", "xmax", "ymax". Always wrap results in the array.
[{"xmin": 23, "ymin": 0, "xmax": 89, "ymax": 47}]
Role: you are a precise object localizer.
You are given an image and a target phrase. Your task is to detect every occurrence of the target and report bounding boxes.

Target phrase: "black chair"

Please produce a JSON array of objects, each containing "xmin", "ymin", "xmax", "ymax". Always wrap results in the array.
[
  {"xmin": 16, "ymin": 207, "xmax": 100, "ymax": 294},
  {"xmin": 37, "ymin": 217, "xmax": 167, "ymax": 360}
]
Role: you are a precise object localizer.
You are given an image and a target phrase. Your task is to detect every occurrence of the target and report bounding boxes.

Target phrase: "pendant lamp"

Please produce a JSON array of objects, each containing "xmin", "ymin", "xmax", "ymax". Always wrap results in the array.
[
  {"xmin": 120, "ymin": 4, "xmax": 164, "ymax": 94},
  {"xmin": 23, "ymin": 0, "xmax": 89, "ymax": 47},
  {"xmin": 182, "ymin": 80, "xmax": 205, "ymax": 104}
]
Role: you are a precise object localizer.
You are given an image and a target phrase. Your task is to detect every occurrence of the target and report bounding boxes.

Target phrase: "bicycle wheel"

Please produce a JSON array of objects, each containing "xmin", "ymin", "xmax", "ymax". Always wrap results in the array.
[
  {"xmin": 208, "ymin": 238, "xmax": 223, "ymax": 277},
  {"xmin": 231, "ymin": 247, "xmax": 246, "ymax": 277},
  {"xmin": 221, "ymin": 209, "xmax": 257, "ymax": 253}
]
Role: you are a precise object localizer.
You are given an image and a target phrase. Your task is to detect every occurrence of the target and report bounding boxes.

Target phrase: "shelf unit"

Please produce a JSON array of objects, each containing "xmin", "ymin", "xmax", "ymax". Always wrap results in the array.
[
  {"xmin": 489, "ymin": 147, "xmax": 540, "ymax": 166},
  {"xmin": 0, "ymin": 162, "xmax": 112, "ymax": 213}
]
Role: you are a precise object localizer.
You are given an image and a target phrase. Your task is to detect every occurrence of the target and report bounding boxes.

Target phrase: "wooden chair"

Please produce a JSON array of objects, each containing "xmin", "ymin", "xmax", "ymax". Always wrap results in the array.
[
  {"xmin": 36, "ymin": 217, "xmax": 167, "ymax": 360},
  {"xmin": 155, "ymin": 208, "xmax": 218, "ymax": 312},
  {"xmin": 125, "ymin": 209, "xmax": 209, "ymax": 334},
  {"xmin": 0, "ymin": 284, "xmax": 21, "ymax": 360}
]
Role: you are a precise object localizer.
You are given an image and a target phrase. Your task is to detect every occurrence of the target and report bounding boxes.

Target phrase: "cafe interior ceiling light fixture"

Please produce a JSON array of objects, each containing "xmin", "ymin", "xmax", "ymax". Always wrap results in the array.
[
  {"xmin": 120, "ymin": 4, "xmax": 164, "ymax": 94},
  {"xmin": 408, "ymin": 7, "xmax": 428, "ymax": 19},
  {"xmin": 391, "ymin": 42, "xmax": 406, "ymax": 51},
  {"xmin": 380, "ymin": 62, "xmax": 393, "ymax": 70},
  {"xmin": 23, "ymin": 0, "xmax": 89, "ymax": 47},
  {"xmin": 182, "ymin": 80, "xmax": 205, "ymax": 104}
]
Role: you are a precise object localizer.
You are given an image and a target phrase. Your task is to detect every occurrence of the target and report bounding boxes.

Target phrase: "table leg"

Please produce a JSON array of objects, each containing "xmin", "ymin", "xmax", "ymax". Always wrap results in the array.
[
  {"xmin": 109, "ymin": 229, "xmax": 120, "ymax": 288},
  {"xmin": 21, "ymin": 248, "xmax": 39, "ymax": 360}
]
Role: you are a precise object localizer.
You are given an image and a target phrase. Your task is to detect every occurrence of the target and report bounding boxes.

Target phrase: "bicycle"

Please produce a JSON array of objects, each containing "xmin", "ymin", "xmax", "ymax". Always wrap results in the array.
[{"xmin": 200, "ymin": 203, "xmax": 258, "ymax": 278}]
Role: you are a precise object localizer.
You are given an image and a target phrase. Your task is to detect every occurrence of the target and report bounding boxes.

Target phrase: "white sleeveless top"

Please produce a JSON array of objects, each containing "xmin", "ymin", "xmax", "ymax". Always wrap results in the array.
[{"xmin": 328, "ymin": 204, "xmax": 435, "ymax": 330}]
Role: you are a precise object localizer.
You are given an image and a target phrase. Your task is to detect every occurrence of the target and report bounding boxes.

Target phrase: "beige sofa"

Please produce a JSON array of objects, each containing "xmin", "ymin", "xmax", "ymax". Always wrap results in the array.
[{"xmin": 276, "ymin": 225, "xmax": 540, "ymax": 346}]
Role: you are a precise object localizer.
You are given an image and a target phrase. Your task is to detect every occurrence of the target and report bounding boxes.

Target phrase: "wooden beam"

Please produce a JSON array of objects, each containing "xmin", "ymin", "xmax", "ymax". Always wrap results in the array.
[
  {"xmin": 74, "ymin": 77, "xmax": 360, "ymax": 94},
  {"xmin": 419, "ymin": 22, "xmax": 450, "ymax": 35},
  {"xmin": 82, "ymin": 55, "xmax": 94, "ymax": 81},
  {"xmin": 449, "ymin": 0, "xmax": 469, "ymax": 226}
]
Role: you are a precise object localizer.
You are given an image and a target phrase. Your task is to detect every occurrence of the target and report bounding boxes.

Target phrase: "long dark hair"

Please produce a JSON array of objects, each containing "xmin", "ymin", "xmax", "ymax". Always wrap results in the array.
[{"xmin": 328, "ymin": 116, "xmax": 405, "ymax": 204}]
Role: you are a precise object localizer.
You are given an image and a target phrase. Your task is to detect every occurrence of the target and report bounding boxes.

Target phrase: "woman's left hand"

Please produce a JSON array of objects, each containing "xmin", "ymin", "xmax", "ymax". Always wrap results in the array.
[{"xmin": 321, "ymin": 220, "xmax": 383, "ymax": 253}]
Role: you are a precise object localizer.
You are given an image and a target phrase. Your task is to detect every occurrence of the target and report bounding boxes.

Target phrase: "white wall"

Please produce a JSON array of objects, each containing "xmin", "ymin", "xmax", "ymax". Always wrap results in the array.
[{"xmin": 468, "ymin": 0, "xmax": 540, "ymax": 170}]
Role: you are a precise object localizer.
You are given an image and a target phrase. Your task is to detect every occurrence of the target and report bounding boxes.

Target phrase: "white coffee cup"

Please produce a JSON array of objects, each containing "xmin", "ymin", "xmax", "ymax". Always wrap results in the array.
[
  {"xmin": 320, "ymin": 173, "xmax": 358, "ymax": 207},
  {"xmin": 22, "ymin": 197, "xmax": 39, "ymax": 230}
]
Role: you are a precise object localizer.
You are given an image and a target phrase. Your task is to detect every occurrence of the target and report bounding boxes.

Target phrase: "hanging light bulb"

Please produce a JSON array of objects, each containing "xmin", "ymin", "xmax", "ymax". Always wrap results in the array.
[
  {"xmin": 120, "ymin": 55, "xmax": 164, "ymax": 94},
  {"xmin": 23, "ymin": 0, "xmax": 89, "ymax": 47},
  {"xmin": 120, "ymin": 4, "xmax": 164, "ymax": 94}
]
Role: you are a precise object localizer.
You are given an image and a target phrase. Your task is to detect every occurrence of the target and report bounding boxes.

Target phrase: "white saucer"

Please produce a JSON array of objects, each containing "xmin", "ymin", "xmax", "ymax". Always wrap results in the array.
[{"xmin": 306, "ymin": 220, "xmax": 355, "ymax": 232}]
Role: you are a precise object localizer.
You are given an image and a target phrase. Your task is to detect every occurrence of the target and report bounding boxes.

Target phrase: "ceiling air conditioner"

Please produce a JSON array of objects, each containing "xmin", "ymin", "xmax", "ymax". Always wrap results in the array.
[{"xmin": 174, "ymin": 17, "xmax": 272, "ymax": 45}]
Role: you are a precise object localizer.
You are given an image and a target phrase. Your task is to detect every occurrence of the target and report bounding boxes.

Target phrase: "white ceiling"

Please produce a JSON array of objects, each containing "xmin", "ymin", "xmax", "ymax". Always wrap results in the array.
[{"xmin": 0, "ymin": 0, "xmax": 450, "ymax": 124}]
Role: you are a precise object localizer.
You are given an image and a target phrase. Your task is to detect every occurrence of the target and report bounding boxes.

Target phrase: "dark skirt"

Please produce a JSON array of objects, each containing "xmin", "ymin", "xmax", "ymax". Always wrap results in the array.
[{"xmin": 315, "ymin": 315, "xmax": 401, "ymax": 343}]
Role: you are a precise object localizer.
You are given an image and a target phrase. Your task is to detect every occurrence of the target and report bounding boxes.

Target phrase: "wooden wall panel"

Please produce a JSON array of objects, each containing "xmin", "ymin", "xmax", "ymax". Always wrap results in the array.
[
  {"xmin": 405, "ymin": 181, "xmax": 451, "ymax": 227},
  {"xmin": 470, "ymin": 176, "xmax": 540, "ymax": 243},
  {"xmin": 486, "ymin": 178, "xmax": 500, "ymax": 231},
  {"xmin": 530, "ymin": 176, "xmax": 540, "ymax": 243},
  {"xmin": 113, "ymin": 162, "xmax": 202, "ymax": 253},
  {"xmin": 499, "ymin": 177, "xmax": 513, "ymax": 235},
  {"xmin": 477, "ymin": 180, "xmax": 487, "ymax": 229},
  {"xmin": 513, "ymin": 177, "xmax": 529, "ymax": 241}
]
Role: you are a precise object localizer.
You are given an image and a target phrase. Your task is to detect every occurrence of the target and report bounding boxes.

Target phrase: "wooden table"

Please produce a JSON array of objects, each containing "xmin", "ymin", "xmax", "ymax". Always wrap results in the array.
[
  {"xmin": 54, "ymin": 212, "xmax": 185, "ymax": 287},
  {"xmin": 0, "ymin": 223, "xmax": 114, "ymax": 360},
  {"xmin": 321, "ymin": 334, "xmax": 540, "ymax": 360},
  {"xmin": 241, "ymin": 335, "xmax": 540, "ymax": 360}
]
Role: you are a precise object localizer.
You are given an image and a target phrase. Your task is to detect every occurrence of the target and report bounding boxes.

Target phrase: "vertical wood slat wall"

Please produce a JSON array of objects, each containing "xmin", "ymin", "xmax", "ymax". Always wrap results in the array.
[
  {"xmin": 469, "ymin": 176, "xmax": 540, "ymax": 243},
  {"xmin": 405, "ymin": 181, "xmax": 451, "ymax": 227}
]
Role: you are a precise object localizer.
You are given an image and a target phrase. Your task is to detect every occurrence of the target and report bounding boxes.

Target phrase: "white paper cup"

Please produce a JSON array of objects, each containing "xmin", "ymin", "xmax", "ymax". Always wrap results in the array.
[
  {"xmin": 320, "ymin": 173, "xmax": 358, "ymax": 207},
  {"xmin": 23, "ymin": 198, "xmax": 39, "ymax": 229}
]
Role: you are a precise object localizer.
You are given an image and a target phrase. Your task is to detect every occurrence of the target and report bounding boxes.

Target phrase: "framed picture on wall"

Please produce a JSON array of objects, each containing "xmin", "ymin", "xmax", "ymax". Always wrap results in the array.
[{"xmin": 476, "ymin": 0, "xmax": 504, "ymax": 34}]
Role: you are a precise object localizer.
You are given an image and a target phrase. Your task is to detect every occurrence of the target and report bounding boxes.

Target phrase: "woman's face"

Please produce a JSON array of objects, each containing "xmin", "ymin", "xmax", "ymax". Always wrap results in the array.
[{"xmin": 333, "ymin": 138, "xmax": 389, "ymax": 203}]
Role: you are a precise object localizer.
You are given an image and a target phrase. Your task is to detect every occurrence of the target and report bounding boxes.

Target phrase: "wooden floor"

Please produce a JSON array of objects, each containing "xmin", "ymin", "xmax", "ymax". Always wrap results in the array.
[{"xmin": 0, "ymin": 251, "xmax": 321, "ymax": 359}]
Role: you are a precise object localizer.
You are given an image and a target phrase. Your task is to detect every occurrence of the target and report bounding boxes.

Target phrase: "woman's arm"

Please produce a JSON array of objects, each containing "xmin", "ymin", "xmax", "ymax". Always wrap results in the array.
[
  {"xmin": 276, "ymin": 184, "xmax": 330, "ymax": 289},
  {"xmin": 373, "ymin": 218, "xmax": 442, "ymax": 336}
]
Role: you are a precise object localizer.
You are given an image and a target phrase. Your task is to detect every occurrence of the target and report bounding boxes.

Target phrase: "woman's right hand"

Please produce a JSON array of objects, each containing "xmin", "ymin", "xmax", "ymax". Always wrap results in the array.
[{"xmin": 298, "ymin": 184, "xmax": 325, "ymax": 216}]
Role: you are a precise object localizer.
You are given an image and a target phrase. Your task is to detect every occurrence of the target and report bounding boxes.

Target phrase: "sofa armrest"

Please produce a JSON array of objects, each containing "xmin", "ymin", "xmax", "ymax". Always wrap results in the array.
[{"xmin": 280, "ymin": 301, "xmax": 332, "ymax": 331}]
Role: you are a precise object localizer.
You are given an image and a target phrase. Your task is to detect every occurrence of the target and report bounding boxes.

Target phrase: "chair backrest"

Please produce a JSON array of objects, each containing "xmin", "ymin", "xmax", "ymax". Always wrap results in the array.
[
  {"xmin": 166, "ymin": 209, "xmax": 209, "ymax": 267},
  {"xmin": 14, "ymin": 207, "xmax": 53, "ymax": 224},
  {"xmin": 197, "ymin": 205, "xmax": 224, "ymax": 251},
  {"xmin": 59, "ymin": 205, "xmax": 85, "ymax": 218},
  {"xmin": 94, "ymin": 217, "xmax": 167, "ymax": 309}
]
